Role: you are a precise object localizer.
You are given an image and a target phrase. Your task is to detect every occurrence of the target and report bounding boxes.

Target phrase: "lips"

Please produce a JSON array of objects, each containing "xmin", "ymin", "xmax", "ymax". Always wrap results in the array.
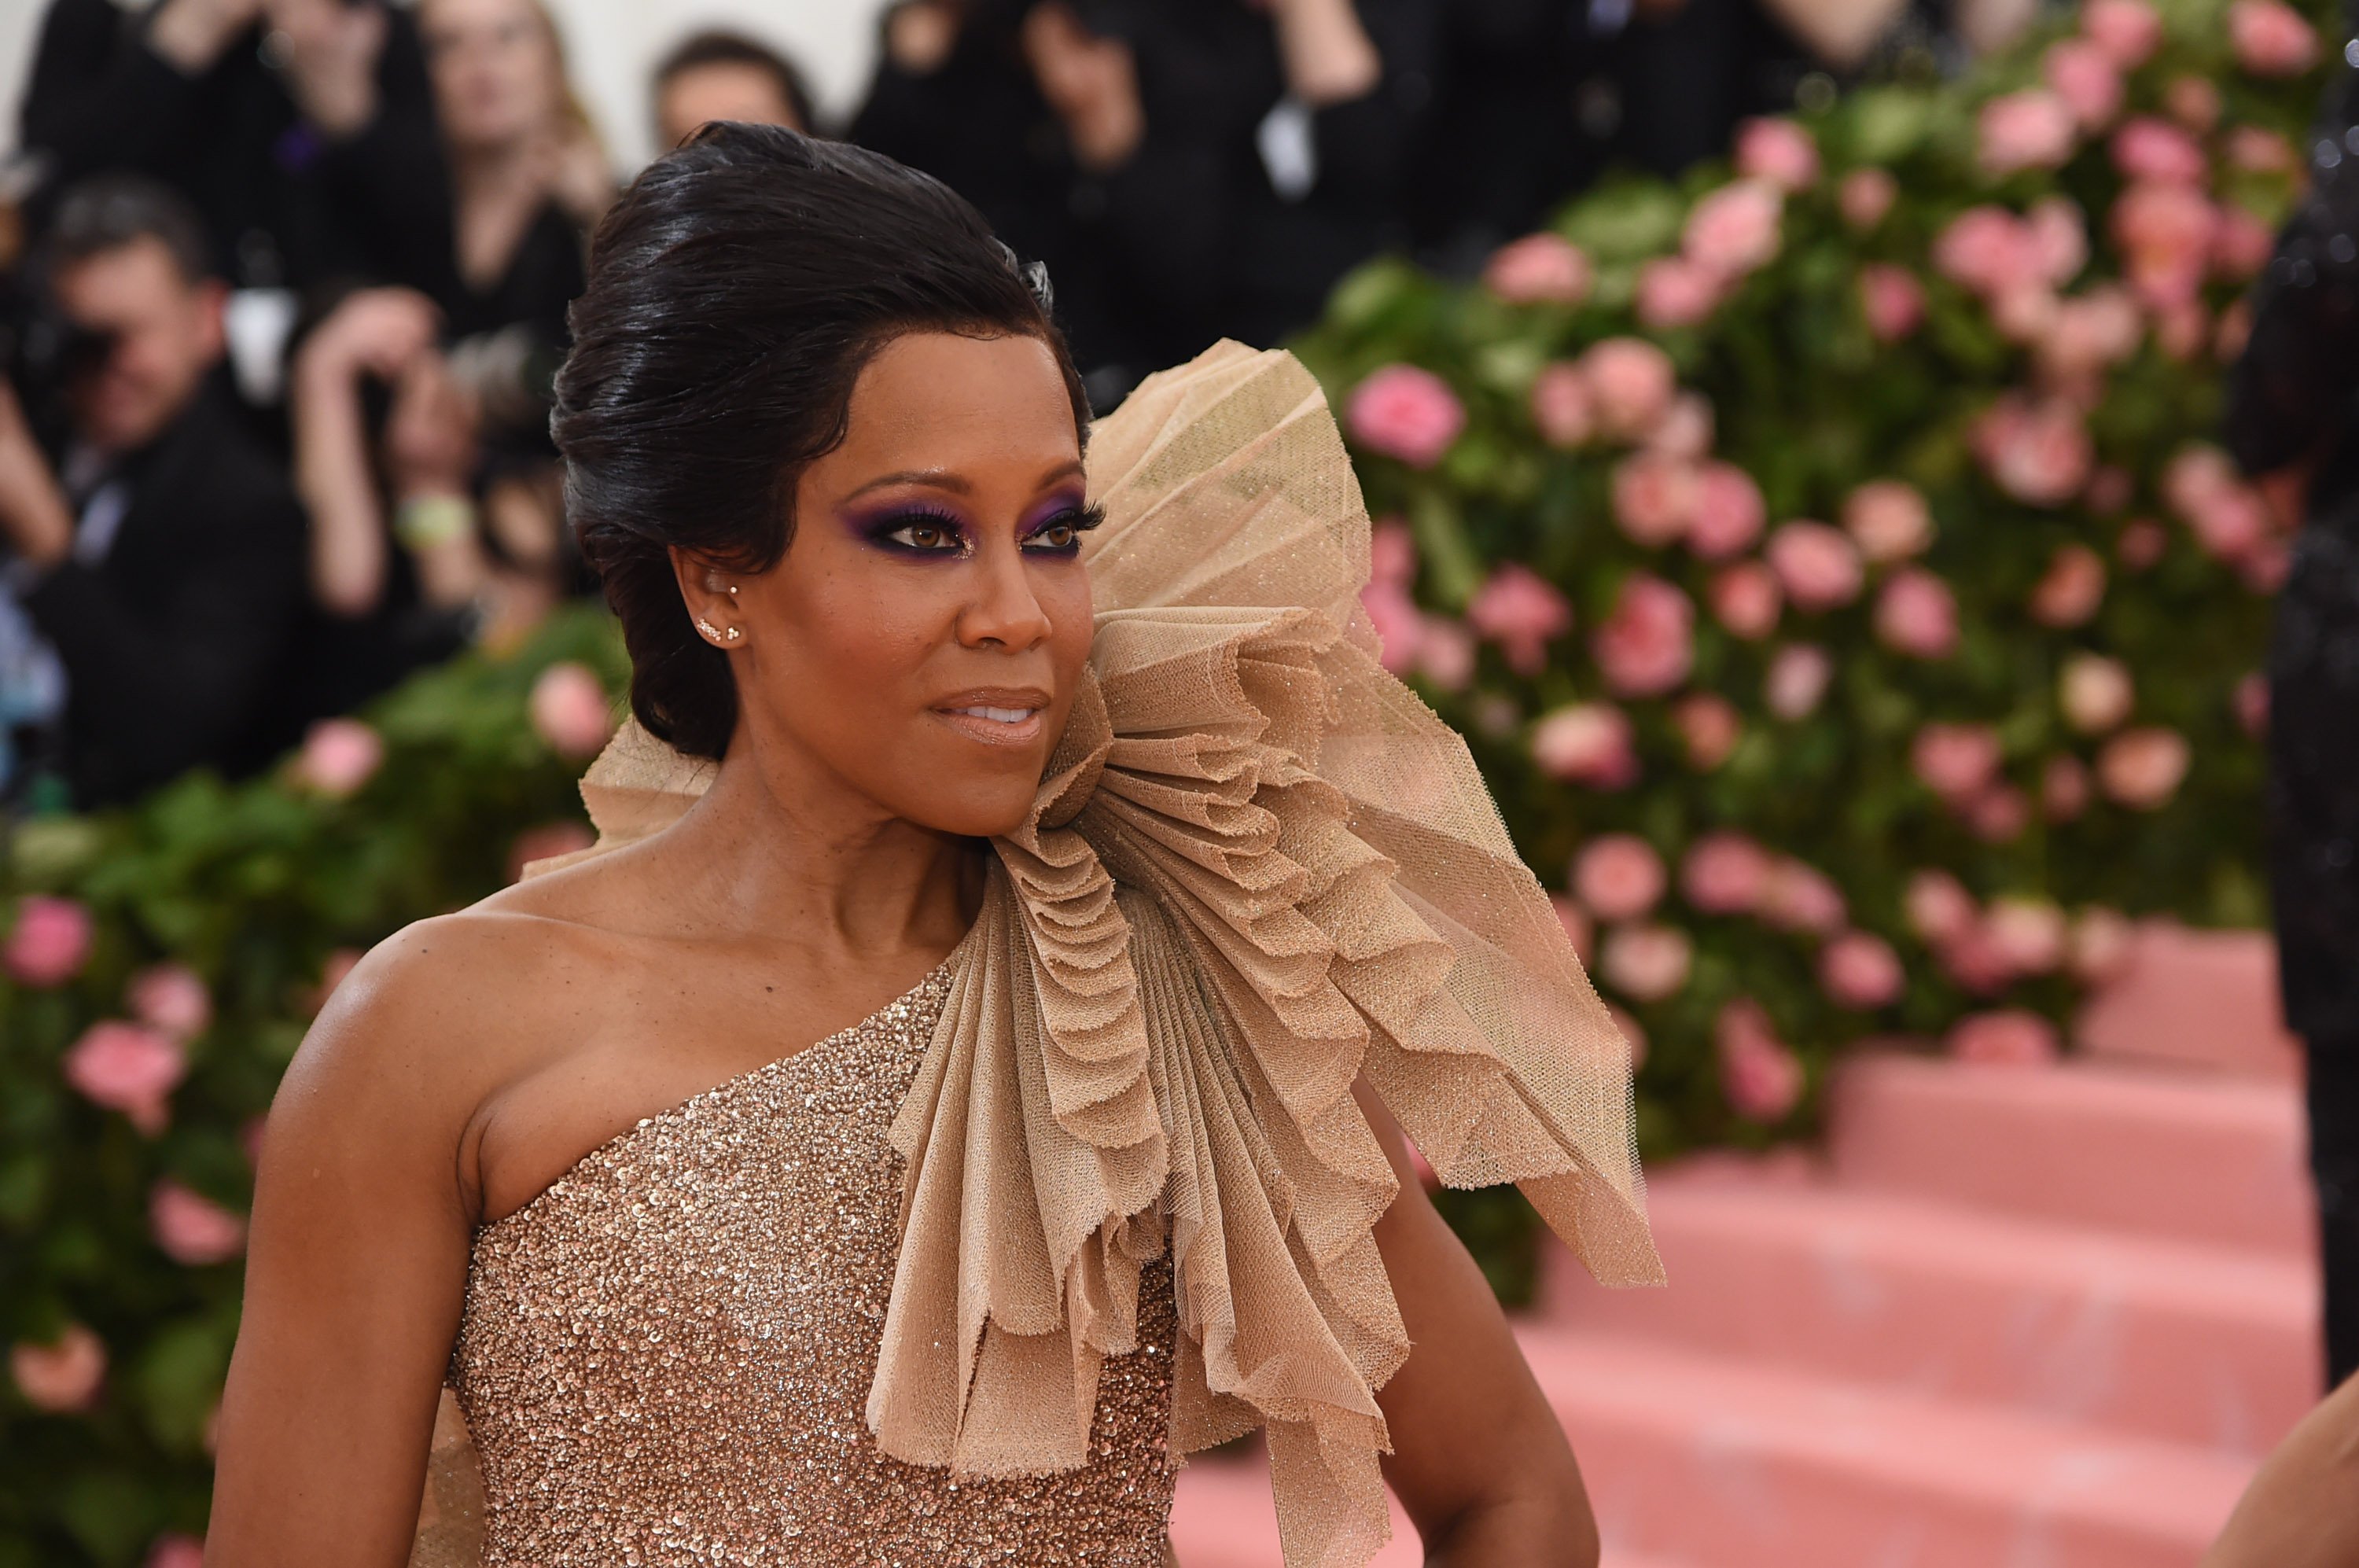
[{"xmin": 930, "ymin": 687, "xmax": 1051, "ymax": 749}]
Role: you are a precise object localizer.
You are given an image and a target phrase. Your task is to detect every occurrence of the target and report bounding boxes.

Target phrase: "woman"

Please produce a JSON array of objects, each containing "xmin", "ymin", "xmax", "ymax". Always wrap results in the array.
[{"xmin": 207, "ymin": 125, "xmax": 1657, "ymax": 1567}]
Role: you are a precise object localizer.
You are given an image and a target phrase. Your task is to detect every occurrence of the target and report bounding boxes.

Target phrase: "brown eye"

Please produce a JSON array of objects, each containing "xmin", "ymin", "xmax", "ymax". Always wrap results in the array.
[{"xmin": 1032, "ymin": 523, "xmax": 1076, "ymax": 550}]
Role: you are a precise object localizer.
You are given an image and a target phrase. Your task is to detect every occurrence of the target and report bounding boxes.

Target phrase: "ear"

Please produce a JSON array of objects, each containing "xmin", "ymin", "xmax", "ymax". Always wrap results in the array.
[
  {"xmin": 668, "ymin": 546, "xmax": 745, "ymax": 649},
  {"xmin": 191, "ymin": 278, "xmax": 230, "ymax": 363}
]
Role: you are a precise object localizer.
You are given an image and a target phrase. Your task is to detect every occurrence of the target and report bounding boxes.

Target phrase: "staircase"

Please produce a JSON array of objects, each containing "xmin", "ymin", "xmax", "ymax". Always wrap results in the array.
[{"xmin": 1167, "ymin": 922, "xmax": 2322, "ymax": 1567}]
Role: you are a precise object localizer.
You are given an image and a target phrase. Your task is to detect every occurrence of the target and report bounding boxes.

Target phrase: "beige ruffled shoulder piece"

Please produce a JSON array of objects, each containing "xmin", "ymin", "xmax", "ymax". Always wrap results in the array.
[{"xmin": 451, "ymin": 340, "xmax": 1659, "ymax": 1568}]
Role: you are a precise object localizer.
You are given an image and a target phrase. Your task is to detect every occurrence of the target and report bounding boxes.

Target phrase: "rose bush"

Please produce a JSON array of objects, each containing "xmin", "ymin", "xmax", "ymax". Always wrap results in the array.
[
  {"xmin": 1294, "ymin": 0, "xmax": 2319, "ymax": 1181},
  {"xmin": 0, "ymin": 608, "xmax": 624, "ymax": 1564}
]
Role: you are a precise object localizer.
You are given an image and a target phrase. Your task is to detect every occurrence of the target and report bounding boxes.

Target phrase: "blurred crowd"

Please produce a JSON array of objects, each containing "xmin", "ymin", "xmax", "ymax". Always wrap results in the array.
[{"xmin": 0, "ymin": 0, "xmax": 2026, "ymax": 813}]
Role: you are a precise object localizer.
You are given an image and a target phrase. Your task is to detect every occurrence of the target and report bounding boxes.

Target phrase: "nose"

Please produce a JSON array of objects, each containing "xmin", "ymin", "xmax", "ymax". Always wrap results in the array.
[{"xmin": 957, "ymin": 543, "xmax": 1054, "ymax": 651}]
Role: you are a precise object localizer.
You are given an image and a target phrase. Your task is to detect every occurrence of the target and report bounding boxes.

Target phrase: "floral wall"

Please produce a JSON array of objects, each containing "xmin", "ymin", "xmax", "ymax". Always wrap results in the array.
[{"xmin": 1293, "ymin": 0, "xmax": 2323, "ymax": 1161}]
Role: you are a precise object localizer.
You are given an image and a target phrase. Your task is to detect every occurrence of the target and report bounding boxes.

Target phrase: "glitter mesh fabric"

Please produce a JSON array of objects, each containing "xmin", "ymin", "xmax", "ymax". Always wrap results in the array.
[
  {"xmin": 419, "ymin": 340, "xmax": 1658, "ymax": 1568},
  {"xmin": 421, "ymin": 966, "xmax": 1181, "ymax": 1567}
]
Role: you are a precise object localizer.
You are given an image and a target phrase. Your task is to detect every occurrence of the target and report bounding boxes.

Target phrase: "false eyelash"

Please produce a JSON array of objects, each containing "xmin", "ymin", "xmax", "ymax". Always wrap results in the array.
[{"xmin": 864, "ymin": 505, "xmax": 970, "ymax": 554}]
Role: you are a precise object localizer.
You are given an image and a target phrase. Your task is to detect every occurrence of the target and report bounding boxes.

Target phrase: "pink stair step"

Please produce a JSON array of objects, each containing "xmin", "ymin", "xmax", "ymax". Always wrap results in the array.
[
  {"xmin": 2077, "ymin": 922, "xmax": 2300, "ymax": 1080},
  {"xmin": 1522, "ymin": 1326, "xmax": 2255, "ymax": 1568},
  {"xmin": 1169, "ymin": 1456, "xmax": 1689, "ymax": 1568},
  {"xmin": 1543, "ymin": 1172, "xmax": 2318, "ymax": 1456},
  {"xmin": 1827, "ymin": 1052, "xmax": 2310, "ymax": 1257}
]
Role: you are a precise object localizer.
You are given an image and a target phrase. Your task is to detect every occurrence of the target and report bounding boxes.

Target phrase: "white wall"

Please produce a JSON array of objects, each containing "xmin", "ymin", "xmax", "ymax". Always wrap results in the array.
[{"xmin": 0, "ymin": 0, "xmax": 892, "ymax": 171}]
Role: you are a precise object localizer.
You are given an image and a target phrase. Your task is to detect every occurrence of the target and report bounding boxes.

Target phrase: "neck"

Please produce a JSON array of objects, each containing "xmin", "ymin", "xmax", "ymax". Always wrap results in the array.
[
  {"xmin": 450, "ymin": 135, "xmax": 539, "ymax": 199},
  {"xmin": 647, "ymin": 727, "xmax": 982, "ymax": 970}
]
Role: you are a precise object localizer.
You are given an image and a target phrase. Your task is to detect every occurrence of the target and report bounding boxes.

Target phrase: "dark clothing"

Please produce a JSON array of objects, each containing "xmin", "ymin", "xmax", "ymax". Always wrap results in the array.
[
  {"xmin": 17, "ymin": 394, "xmax": 307, "ymax": 807},
  {"xmin": 431, "ymin": 201, "xmax": 587, "ymax": 350},
  {"xmin": 20, "ymin": 0, "xmax": 451, "ymax": 294},
  {"xmin": 2309, "ymin": 1036, "xmax": 2359, "ymax": 1387}
]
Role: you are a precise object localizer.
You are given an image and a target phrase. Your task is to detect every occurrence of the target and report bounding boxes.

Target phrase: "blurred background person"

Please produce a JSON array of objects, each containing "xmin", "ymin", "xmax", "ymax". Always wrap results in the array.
[
  {"xmin": 2226, "ymin": 9, "xmax": 2359, "ymax": 1393},
  {"xmin": 17, "ymin": 0, "xmax": 452, "ymax": 410},
  {"xmin": 651, "ymin": 28, "xmax": 817, "ymax": 149},
  {"xmin": 0, "ymin": 175, "xmax": 305, "ymax": 808}
]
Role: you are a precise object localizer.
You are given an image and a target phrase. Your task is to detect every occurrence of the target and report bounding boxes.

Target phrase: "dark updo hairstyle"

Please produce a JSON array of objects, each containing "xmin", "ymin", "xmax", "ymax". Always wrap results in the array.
[{"xmin": 554, "ymin": 122, "xmax": 1088, "ymax": 760}]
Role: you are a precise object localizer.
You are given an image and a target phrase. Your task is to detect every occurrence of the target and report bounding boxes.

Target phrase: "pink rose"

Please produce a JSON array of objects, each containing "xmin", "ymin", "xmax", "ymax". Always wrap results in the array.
[
  {"xmin": 2070, "ymin": 906, "xmax": 2138, "ymax": 982},
  {"xmin": 2038, "ymin": 286, "xmax": 2144, "ymax": 388},
  {"xmin": 1761, "ymin": 857, "xmax": 1847, "ymax": 933},
  {"xmin": 1581, "ymin": 339, "xmax": 1676, "ymax": 440},
  {"xmin": 1601, "ymin": 923, "xmax": 1692, "ymax": 1003},
  {"xmin": 1736, "ymin": 116, "xmax": 1821, "ymax": 191},
  {"xmin": 1551, "ymin": 895, "xmax": 1593, "ymax": 960},
  {"xmin": 1673, "ymin": 693, "xmax": 1743, "ymax": 770},
  {"xmin": 2030, "ymin": 544, "xmax": 2107, "ymax": 627},
  {"xmin": 1941, "ymin": 918, "xmax": 2014, "ymax": 994},
  {"xmin": 1533, "ymin": 703, "xmax": 1638, "ymax": 788},
  {"xmin": 1707, "ymin": 561, "xmax": 1782, "ymax": 640},
  {"xmin": 1370, "ymin": 518, "xmax": 1416, "ymax": 587},
  {"xmin": 2098, "ymin": 727, "xmax": 2190, "ymax": 808},
  {"xmin": 1346, "ymin": 364, "xmax": 1466, "ymax": 469},
  {"xmin": 1764, "ymin": 643, "xmax": 1835, "ymax": 720},
  {"xmin": 2026, "ymin": 197, "xmax": 2090, "ymax": 285},
  {"xmin": 1684, "ymin": 179, "xmax": 1784, "ymax": 278},
  {"xmin": 1611, "ymin": 454, "xmax": 1697, "ymax": 547},
  {"xmin": 1934, "ymin": 208, "xmax": 2034, "ymax": 297},
  {"xmin": 294, "ymin": 717, "xmax": 384, "ymax": 798},
  {"xmin": 1682, "ymin": 832, "xmax": 1772, "ymax": 913},
  {"xmin": 144, "ymin": 1537, "xmax": 204, "ymax": 1568},
  {"xmin": 508, "ymin": 821, "xmax": 597, "ymax": 883},
  {"xmin": 1766, "ymin": 521, "xmax": 1864, "ymax": 611},
  {"xmin": 2165, "ymin": 74, "xmax": 2224, "ymax": 131},
  {"xmin": 2213, "ymin": 206, "xmax": 2276, "ymax": 281},
  {"xmin": 1467, "ymin": 565, "xmax": 1573, "ymax": 675},
  {"xmin": 2112, "ymin": 117, "xmax": 2207, "ymax": 185},
  {"xmin": 1717, "ymin": 999, "xmax": 1804, "ymax": 1121},
  {"xmin": 149, "ymin": 1180, "xmax": 246, "ymax": 1266},
  {"xmin": 2082, "ymin": 0, "xmax": 2162, "ymax": 67},
  {"xmin": 2236, "ymin": 671, "xmax": 2270, "ymax": 737},
  {"xmin": 1843, "ymin": 480, "xmax": 1933, "ymax": 562},
  {"xmin": 2044, "ymin": 39, "xmax": 2124, "ymax": 128},
  {"xmin": 128, "ymin": 963, "xmax": 211, "ymax": 1042},
  {"xmin": 5, "ymin": 894, "xmax": 92, "ymax": 987},
  {"xmin": 1574, "ymin": 834, "xmax": 1668, "ymax": 922},
  {"xmin": 64, "ymin": 1021, "xmax": 186, "ymax": 1136},
  {"xmin": 1840, "ymin": 168, "xmax": 1898, "ymax": 230},
  {"xmin": 2192, "ymin": 486, "xmax": 2271, "ymax": 561},
  {"xmin": 1875, "ymin": 569, "xmax": 1960, "ymax": 660},
  {"xmin": 1483, "ymin": 232, "xmax": 1594, "ymax": 305},
  {"xmin": 1969, "ymin": 784, "xmax": 2032, "ymax": 843},
  {"xmin": 2227, "ymin": 126, "xmax": 2298, "ymax": 173},
  {"xmin": 530, "ymin": 661, "xmax": 615, "ymax": 760},
  {"xmin": 1990, "ymin": 283, "xmax": 2059, "ymax": 345},
  {"xmin": 11, "ymin": 1323, "xmax": 105, "ymax": 1413},
  {"xmin": 1859, "ymin": 263, "xmax": 1926, "ymax": 342},
  {"xmin": 1913, "ymin": 722, "xmax": 2003, "ymax": 799},
  {"xmin": 1363, "ymin": 580, "xmax": 1424, "ymax": 675},
  {"xmin": 2162, "ymin": 444, "xmax": 2237, "ymax": 520},
  {"xmin": 1821, "ymin": 930, "xmax": 1905, "ymax": 1010},
  {"xmin": 1974, "ymin": 394, "xmax": 2092, "ymax": 506},
  {"xmin": 2059, "ymin": 653, "xmax": 2134, "ymax": 733},
  {"xmin": 1986, "ymin": 895, "xmax": 2068, "ymax": 974},
  {"xmin": 1904, "ymin": 869, "xmax": 1977, "ymax": 944},
  {"xmin": 1529, "ymin": 362, "xmax": 1595, "ymax": 448},
  {"xmin": 1646, "ymin": 392, "xmax": 1717, "ymax": 461},
  {"xmin": 2113, "ymin": 182, "xmax": 2218, "ymax": 309},
  {"xmin": 1635, "ymin": 256, "xmax": 1724, "ymax": 329},
  {"xmin": 2230, "ymin": 0, "xmax": 2319, "ymax": 75},
  {"xmin": 1978, "ymin": 89, "xmax": 2077, "ymax": 175},
  {"xmin": 2042, "ymin": 754, "xmax": 2090, "ymax": 821},
  {"xmin": 1687, "ymin": 462, "xmax": 1767, "ymax": 558},
  {"xmin": 2155, "ymin": 300, "xmax": 2213, "ymax": 361},
  {"xmin": 1592, "ymin": 575, "xmax": 1695, "ymax": 697},
  {"xmin": 1948, "ymin": 1010, "xmax": 2062, "ymax": 1066},
  {"xmin": 1413, "ymin": 616, "xmax": 1476, "ymax": 691}
]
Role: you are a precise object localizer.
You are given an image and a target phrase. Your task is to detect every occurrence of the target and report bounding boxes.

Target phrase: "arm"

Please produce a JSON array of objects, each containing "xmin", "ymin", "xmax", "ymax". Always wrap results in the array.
[
  {"xmin": 20, "ymin": 0, "xmax": 260, "ymax": 180},
  {"xmin": 1355, "ymin": 1080, "xmax": 1601, "ymax": 1566},
  {"xmin": 290, "ymin": 289, "xmax": 440, "ymax": 617},
  {"xmin": 2200, "ymin": 1370, "xmax": 2359, "ymax": 1568},
  {"xmin": 1268, "ymin": 0, "xmax": 1382, "ymax": 108},
  {"xmin": 208, "ymin": 928, "xmax": 487, "ymax": 1566}
]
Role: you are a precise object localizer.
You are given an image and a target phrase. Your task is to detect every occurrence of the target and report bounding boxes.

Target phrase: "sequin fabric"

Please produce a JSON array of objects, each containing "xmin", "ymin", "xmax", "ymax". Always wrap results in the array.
[{"xmin": 449, "ymin": 964, "xmax": 1180, "ymax": 1566}]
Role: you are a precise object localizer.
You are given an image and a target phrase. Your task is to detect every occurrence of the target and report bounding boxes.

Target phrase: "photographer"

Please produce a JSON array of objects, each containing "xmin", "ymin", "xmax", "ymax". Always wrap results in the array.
[{"xmin": 0, "ymin": 177, "xmax": 305, "ymax": 808}]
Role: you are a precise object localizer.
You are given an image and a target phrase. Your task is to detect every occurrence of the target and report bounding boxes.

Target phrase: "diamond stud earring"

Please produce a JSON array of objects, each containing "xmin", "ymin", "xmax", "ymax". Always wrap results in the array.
[
  {"xmin": 697, "ymin": 617, "xmax": 724, "ymax": 642},
  {"xmin": 724, "ymin": 625, "xmax": 742, "ymax": 642}
]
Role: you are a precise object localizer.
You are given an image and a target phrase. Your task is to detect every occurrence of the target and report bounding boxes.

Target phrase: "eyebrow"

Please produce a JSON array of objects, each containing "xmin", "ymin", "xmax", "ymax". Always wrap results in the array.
[{"xmin": 839, "ymin": 458, "xmax": 1086, "ymax": 504}]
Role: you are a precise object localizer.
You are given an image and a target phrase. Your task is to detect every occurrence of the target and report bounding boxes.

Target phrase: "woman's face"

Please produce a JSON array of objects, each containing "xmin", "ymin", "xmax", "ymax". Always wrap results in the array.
[
  {"xmin": 421, "ymin": 0, "xmax": 563, "ymax": 154},
  {"xmin": 704, "ymin": 331, "xmax": 1096, "ymax": 841}
]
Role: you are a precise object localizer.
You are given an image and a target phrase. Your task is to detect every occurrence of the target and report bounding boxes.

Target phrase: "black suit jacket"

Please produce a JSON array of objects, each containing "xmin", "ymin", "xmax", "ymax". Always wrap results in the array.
[{"xmin": 20, "ymin": 395, "xmax": 308, "ymax": 808}]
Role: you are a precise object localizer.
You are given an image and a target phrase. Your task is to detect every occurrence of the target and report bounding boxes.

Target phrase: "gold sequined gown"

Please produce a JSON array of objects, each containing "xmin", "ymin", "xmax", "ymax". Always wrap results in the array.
[{"xmin": 441, "ymin": 963, "xmax": 1181, "ymax": 1566}]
